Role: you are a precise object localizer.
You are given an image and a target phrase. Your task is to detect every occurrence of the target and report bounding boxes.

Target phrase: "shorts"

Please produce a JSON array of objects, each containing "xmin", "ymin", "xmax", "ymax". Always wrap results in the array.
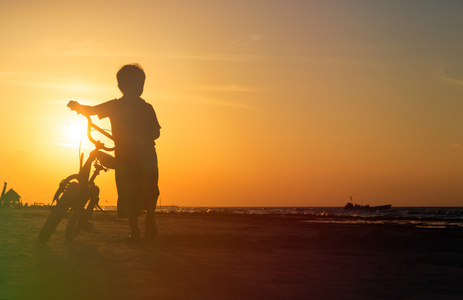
[{"xmin": 115, "ymin": 152, "xmax": 159, "ymax": 218}]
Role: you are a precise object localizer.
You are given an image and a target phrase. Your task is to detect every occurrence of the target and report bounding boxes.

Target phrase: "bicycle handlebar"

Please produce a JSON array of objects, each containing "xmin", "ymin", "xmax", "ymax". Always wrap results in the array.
[
  {"xmin": 84, "ymin": 115, "xmax": 115, "ymax": 152},
  {"xmin": 67, "ymin": 101, "xmax": 115, "ymax": 151}
]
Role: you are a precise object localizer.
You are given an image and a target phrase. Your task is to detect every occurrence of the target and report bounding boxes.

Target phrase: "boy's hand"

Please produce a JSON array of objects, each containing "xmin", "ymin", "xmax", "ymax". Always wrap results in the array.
[{"xmin": 67, "ymin": 100, "xmax": 80, "ymax": 113}]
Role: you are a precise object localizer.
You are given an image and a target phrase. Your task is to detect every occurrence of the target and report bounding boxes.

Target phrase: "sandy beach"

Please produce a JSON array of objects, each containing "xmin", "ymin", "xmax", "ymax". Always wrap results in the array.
[{"xmin": 1, "ymin": 208, "xmax": 462, "ymax": 300}]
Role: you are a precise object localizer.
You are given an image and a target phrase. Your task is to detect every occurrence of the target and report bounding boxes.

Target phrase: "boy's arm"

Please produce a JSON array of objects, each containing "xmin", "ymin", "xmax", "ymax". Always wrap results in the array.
[
  {"xmin": 151, "ymin": 128, "xmax": 160, "ymax": 141},
  {"xmin": 67, "ymin": 100, "xmax": 98, "ymax": 116},
  {"xmin": 147, "ymin": 105, "xmax": 161, "ymax": 141}
]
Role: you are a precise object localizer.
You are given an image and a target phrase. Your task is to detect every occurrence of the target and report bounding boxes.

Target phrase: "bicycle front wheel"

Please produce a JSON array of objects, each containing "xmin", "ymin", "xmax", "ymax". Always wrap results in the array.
[
  {"xmin": 38, "ymin": 176, "xmax": 81, "ymax": 243},
  {"xmin": 65, "ymin": 201, "xmax": 88, "ymax": 241},
  {"xmin": 65, "ymin": 184, "xmax": 101, "ymax": 241}
]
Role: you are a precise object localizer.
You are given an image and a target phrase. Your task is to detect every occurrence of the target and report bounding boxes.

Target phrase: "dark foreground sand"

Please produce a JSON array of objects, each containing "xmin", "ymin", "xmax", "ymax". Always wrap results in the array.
[{"xmin": 1, "ymin": 208, "xmax": 462, "ymax": 300}]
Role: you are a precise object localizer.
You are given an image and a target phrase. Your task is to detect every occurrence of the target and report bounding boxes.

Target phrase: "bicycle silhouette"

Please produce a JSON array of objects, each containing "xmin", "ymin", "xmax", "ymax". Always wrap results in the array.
[{"xmin": 38, "ymin": 103, "xmax": 115, "ymax": 242}]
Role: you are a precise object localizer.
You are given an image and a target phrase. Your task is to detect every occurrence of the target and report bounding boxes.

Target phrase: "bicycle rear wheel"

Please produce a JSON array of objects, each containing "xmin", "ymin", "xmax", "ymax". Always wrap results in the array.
[{"xmin": 38, "ymin": 176, "xmax": 80, "ymax": 243}]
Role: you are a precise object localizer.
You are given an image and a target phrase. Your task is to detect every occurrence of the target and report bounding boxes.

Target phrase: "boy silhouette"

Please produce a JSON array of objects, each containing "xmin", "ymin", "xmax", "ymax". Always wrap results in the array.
[{"xmin": 68, "ymin": 64, "xmax": 160, "ymax": 242}]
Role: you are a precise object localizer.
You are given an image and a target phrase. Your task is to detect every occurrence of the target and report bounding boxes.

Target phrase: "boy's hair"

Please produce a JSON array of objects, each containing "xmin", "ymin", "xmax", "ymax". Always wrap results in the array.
[{"xmin": 117, "ymin": 64, "xmax": 146, "ymax": 96}]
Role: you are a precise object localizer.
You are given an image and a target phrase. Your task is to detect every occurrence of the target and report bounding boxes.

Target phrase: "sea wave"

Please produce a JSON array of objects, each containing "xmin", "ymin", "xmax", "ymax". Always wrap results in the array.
[{"xmin": 99, "ymin": 206, "xmax": 463, "ymax": 228}]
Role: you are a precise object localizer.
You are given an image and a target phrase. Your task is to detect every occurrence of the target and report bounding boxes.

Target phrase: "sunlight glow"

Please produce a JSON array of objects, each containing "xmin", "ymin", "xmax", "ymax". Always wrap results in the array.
[
  {"xmin": 55, "ymin": 118, "xmax": 93, "ymax": 149},
  {"xmin": 63, "ymin": 123, "xmax": 86, "ymax": 143}
]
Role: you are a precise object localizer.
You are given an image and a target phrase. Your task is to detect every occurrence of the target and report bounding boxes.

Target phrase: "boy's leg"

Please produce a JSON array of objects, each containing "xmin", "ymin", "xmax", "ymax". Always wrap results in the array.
[
  {"xmin": 128, "ymin": 217, "xmax": 140, "ymax": 240},
  {"xmin": 116, "ymin": 162, "xmax": 140, "ymax": 240},
  {"xmin": 142, "ymin": 153, "xmax": 159, "ymax": 240},
  {"xmin": 145, "ymin": 202, "xmax": 157, "ymax": 240}
]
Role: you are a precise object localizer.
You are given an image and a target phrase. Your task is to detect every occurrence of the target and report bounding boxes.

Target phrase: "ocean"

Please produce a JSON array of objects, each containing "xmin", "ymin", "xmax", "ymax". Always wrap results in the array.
[{"xmin": 104, "ymin": 206, "xmax": 463, "ymax": 229}]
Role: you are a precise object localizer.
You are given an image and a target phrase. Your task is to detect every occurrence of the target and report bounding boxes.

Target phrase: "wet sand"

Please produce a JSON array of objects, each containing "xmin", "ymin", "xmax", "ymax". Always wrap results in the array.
[{"xmin": 1, "ymin": 208, "xmax": 462, "ymax": 299}]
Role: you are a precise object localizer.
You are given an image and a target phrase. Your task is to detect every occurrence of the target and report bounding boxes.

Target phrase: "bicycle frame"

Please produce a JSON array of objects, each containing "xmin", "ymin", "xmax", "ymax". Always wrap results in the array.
[{"xmin": 39, "ymin": 113, "xmax": 116, "ymax": 242}]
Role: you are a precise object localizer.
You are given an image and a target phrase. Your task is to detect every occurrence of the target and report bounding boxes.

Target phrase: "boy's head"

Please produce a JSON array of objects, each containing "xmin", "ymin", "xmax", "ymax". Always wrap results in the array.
[{"xmin": 117, "ymin": 64, "xmax": 145, "ymax": 97}]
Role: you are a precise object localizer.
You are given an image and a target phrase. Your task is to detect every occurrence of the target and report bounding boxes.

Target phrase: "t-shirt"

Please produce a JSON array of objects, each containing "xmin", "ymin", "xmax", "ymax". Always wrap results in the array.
[{"xmin": 94, "ymin": 96, "xmax": 161, "ymax": 162}]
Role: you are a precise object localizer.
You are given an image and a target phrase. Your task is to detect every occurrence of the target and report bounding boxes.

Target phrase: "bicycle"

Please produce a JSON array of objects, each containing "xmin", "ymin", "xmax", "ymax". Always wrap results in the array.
[{"xmin": 38, "ymin": 104, "xmax": 115, "ymax": 243}]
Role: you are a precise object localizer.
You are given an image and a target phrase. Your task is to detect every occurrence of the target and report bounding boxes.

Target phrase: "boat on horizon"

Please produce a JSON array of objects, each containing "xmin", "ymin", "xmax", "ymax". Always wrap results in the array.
[
  {"xmin": 344, "ymin": 197, "xmax": 391, "ymax": 211},
  {"xmin": 344, "ymin": 203, "xmax": 392, "ymax": 211}
]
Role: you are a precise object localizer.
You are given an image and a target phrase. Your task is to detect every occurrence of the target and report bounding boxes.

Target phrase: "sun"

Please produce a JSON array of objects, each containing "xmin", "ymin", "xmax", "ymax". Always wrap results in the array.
[
  {"xmin": 56, "ymin": 115, "xmax": 113, "ymax": 149},
  {"xmin": 64, "ymin": 123, "xmax": 87, "ymax": 142},
  {"xmin": 57, "ymin": 118, "xmax": 89, "ymax": 148}
]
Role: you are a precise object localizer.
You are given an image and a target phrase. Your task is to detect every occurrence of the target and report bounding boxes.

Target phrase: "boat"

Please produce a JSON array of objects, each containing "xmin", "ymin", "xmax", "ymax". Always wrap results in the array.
[{"xmin": 344, "ymin": 197, "xmax": 391, "ymax": 211}]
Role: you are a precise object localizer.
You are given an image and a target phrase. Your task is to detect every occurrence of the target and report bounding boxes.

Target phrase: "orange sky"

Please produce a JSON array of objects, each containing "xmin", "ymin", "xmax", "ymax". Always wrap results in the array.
[{"xmin": 1, "ymin": 1, "xmax": 463, "ymax": 207}]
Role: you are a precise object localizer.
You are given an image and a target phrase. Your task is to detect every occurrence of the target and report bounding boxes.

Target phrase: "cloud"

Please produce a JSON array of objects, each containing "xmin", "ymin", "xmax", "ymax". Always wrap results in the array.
[
  {"xmin": 191, "ymin": 84, "xmax": 260, "ymax": 92},
  {"xmin": 35, "ymin": 37, "xmax": 262, "ymax": 61},
  {"xmin": 165, "ymin": 94, "xmax": 260, "ymax": 111},
  {"xmin": 200, "ymin": 98, "xmax": 260, "ymax": 111},
  {"xmin": 230, "ymin": 35, "xmax": 264, "ymax": 47},
  {"xmin": 299, "ymin": 56, "xmax": 378, "ymax": 67},
  {"xmin": 432, "ymin": 66, "xmax": 463, "ymax": 86},
  {"xmin": 36, "ymin": 38, "xmax": 148, "ymax": 57},
  {"xmin": 450, "ymin": 143, "xmax": 463, "ymax": 150},
  {"xmin": 156, "ymin": 52, "xmax": 261, "ymax": 61},
  {"xmin": 0, "ymin": 71, "xmax": 111, "ymax": 93}
]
